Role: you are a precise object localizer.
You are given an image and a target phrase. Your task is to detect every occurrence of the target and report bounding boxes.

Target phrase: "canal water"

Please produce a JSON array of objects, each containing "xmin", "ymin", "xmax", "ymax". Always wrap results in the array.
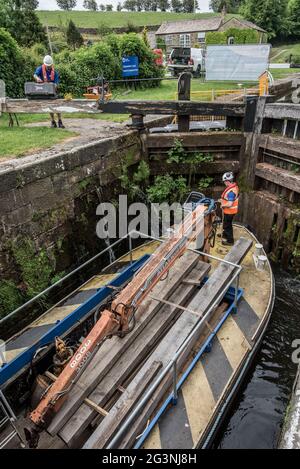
[{"xmin": 214, "ymin": 264, "xmax": 300, "ymax": 449}]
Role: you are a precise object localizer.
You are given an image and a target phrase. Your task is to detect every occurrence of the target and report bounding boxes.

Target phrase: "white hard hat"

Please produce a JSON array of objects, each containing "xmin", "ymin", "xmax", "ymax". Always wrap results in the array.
[
  {"xmin": 43, "ymin": 55, "xmax": 53, "ymax": 66},
  {"xmin": 222, "ymin": 172, "xmax": 234, "ymax": 182}
]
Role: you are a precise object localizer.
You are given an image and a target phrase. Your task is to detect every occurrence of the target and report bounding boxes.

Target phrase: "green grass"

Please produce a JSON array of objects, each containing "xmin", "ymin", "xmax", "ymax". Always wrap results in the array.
[
  {"xmin": 270, "ymin": 68, "xmax": 300, "ymax": 79},
  {"xmin": 0, "ymin": 115, "xmax": 77, "ymax": 159},
  {"xmin": 37, "ymin": 11, "xmax": 236, "ymax": 29},
  {"xmin": 270, "ymin": 43, "xmax": 300, "ymax": 63},
  {"xmin": 116, "ymin": 78, "xmax": 257, "ymax": 100},
  {"xmin": 0, "ymin": 79, "xmax": 257, "ymax": 158},
  {"xmin": 0, "ymin": 113, "xmax": 129, "ymax": 125}
]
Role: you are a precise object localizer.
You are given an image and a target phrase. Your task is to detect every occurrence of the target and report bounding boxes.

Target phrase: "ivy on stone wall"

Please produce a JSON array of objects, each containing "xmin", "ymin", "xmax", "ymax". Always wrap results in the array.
[
  {"xmin": 206, "ymin": 28, "xmax": 260, "ymax": 45},
  {"xmin": 11, "ymin": 238, "xmax": 54, "ymax": 298}
]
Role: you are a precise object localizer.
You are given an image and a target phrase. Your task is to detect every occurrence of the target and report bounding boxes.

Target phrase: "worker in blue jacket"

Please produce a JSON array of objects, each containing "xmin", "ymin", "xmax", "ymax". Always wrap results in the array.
[{"xmin": 33, "ymin": 55, "xmax": 65, "ymax": 129}]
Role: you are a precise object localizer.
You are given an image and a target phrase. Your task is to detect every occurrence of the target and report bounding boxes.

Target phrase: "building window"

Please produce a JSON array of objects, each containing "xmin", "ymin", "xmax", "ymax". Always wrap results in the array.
[
  {"xmin": 228, "ymin": 36, "xmax": 235, "ymax": 45},
  {"xmin": 197, "ymin": 32, "xmax": 206, "ymax": 44},
  {"xmin": 179, "ymin": 34, "xmax": 191, "ymax": 47},
  {"xmin": 165, "ymin": 35, "xmax": 173, "ymax": 46}
]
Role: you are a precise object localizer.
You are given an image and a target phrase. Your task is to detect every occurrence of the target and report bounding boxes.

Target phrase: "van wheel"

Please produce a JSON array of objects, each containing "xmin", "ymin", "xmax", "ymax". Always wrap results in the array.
[{"xmin": 194, "ymin": 66, "xmax": 201, "ymax": 78}]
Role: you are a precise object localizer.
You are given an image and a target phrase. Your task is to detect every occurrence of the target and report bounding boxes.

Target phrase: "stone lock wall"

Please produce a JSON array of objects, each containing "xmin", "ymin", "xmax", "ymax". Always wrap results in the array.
[{"xmin": 0, "ymin": 131, "xmax": 142, "ymax": 284}]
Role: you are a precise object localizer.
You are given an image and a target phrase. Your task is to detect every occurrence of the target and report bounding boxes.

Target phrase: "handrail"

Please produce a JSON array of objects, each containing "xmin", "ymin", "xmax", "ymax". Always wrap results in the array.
[{"xmin": 0, "ymin": 234, "xmax": 130, "ymax": 326}]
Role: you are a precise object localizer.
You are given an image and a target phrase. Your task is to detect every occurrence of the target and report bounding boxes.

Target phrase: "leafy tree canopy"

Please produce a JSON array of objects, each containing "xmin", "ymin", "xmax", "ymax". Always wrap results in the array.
[{"xmin": 56, "ymin": 0, "xmax": 77, "ymax": 10}]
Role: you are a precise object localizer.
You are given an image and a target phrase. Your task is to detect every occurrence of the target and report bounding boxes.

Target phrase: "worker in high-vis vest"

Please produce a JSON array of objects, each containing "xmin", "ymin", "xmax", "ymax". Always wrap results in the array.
[
  {"xmin": 219, "ymin": 172, "xmax": 239, "ymax": 246},
  {"xmin": 33, "ymin": 55, "xmax": 65, "ymax": 129}
]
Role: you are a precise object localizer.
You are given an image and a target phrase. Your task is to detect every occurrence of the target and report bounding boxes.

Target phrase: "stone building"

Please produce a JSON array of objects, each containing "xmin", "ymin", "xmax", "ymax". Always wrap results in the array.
[{"xmin": 156, "ymin": 16, "xmax": 267, "ymax": 54}]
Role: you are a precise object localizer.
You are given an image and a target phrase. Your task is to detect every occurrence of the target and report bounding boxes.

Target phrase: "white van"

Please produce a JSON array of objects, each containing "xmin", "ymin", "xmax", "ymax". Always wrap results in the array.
[{"xmin": 167, "ymin": 47, "xmax": 205, "ymax": 77}]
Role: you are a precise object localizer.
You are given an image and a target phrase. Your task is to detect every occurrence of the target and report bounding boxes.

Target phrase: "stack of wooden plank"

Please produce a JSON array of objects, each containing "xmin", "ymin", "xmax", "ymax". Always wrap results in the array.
[{"xmin": 45, "ymin": 237, "xmax": 251, "ymax": 449}]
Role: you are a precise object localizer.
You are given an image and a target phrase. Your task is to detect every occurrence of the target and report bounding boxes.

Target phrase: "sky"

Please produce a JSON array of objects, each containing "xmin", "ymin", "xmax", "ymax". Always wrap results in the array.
[{"xmin": 38, "ymin": 0, "xmax": 211, "ymax": 11}]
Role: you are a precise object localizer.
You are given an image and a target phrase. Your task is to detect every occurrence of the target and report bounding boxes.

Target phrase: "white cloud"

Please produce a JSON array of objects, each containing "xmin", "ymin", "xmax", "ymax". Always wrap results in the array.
[{"xmin": 38, "ymin": 0, "xmax": 211, "ymax": 12}]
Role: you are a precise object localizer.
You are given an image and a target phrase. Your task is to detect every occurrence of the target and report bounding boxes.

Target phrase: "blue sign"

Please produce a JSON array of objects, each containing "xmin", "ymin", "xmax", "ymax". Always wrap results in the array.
[{"xmin": 122, "ymin": 56, "xmax": 139, "ymax": 78}]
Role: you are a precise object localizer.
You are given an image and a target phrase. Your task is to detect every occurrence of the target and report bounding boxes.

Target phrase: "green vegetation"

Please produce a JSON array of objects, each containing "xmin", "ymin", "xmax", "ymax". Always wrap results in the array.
[
  {"xmin": 12, "ymin": 238, "xmax": 54, "ymax": 298},
  {"xmin": 116, "ymin": 78, "xmax": 256, "ymax": 101},
  {"xmin": 167, "ymin": 138, "xmax": 214, "ymax": 164},
  {"xmin": 66, "ymin": 19, "xmax": 84, "ymax": 50},
  {"xmin": 0, "ymin": 115, "xmax": 77, "ymax": 159},
  {"xmin": 198, "ymin": 176, "xmax": 214, "ymax": 192},
  {"xmin": 270, "ymin": 43, "xmax": 300, "ymax": 63},
  {"xmin": 206, "ymin": 27, "xmax": 260, "ymax": 44},
  {"xmin": 48, "ymin": 33, "xmax": 164, "ymax": 97},
  {"xmin": 270, "ymin": 67, "xmax": 300, "ymax": 79},
  {"xmin": 120, "ymin": 160, "xmax": 150, "ymax": 199},
  {"xmin": 0, "ymin": 28, "xmax": 34, "ymax": 98},
  {"xmin": 0, "ymin": 0, "xmax": 45, "ymax": 47},
  {"xmin": 0, "ymin": 280, "xmax": 24, "ymax": 319},
  {"xmin": 147, "ymin": 174, "xmax": 189, "ymax": 204},
  {"xmin": 240, "ymin": 0, "xmax": 290, "ymax": 39},
  {"xmin": 37, "ymin": 11, "xmax": 223, "ymax": 29}
]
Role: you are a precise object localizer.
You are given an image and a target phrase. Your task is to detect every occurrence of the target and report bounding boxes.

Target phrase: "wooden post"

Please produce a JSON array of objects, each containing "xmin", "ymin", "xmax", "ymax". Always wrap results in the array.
[
  {"xmin": 177, "ymin": 72, "xmax": 191, "ymax": 133},
  {"xmin": 130, "ymin": 114, "xmax": 145, "ymax": 130},
  {"xmin": 243, "ymin": 96, "xmax": 258, "ymax": 133},
  {"xmin": 241, "ymin": 96, "xmax": 267, "ymax": 194}
]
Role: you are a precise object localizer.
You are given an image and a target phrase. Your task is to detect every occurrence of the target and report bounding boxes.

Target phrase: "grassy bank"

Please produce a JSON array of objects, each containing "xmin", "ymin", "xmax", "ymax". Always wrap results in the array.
[
  {"xmin": 270, "ymin": 67, "xmax": 300, "ymax": 79},
  {"xmin": 115, "ymin": 78, "xmax": 257, "ymax": 100},
  {"xmin": 270, "ymin": 43, "xmax": 300, "ymax": 63},
  {"xmin": 0, "ymin": 115, "xmax": 77, "ymax": 159},
  {"xmin": 37, "ymin": 11, "xmax": 234, "ymax": 29}
]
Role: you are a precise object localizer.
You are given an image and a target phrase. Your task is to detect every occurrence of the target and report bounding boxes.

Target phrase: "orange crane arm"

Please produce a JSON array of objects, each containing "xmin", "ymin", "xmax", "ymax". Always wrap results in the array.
[{"xmin": 26, "ymin": 204, "xmax": 206, "ymax": 447}]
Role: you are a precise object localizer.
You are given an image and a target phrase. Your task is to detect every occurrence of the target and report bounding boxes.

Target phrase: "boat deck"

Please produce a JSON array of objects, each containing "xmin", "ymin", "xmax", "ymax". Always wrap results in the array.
[
  {"xmin": 0, "ymin": 226, "xmax": 274, "ymax": 449},
  {"xmin": 142, "ymin": 225, "xmax": 273, "ymax": 449},
  {"xmin": 1, "ymin": 243, "xmax": 160, "ymax": 373}
]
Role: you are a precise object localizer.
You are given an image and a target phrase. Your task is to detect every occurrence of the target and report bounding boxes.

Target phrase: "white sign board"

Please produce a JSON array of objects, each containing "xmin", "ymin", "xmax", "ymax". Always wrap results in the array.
[{"xmin": 206, "ymin": 44, "xmax": 271, "ymax": 81}]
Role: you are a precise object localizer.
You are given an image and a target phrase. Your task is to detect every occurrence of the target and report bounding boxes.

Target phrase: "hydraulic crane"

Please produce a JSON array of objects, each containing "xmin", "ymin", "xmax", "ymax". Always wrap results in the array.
[{"xmin": 25, "ymin": 196, "xmax": 216, "ymax": 448}]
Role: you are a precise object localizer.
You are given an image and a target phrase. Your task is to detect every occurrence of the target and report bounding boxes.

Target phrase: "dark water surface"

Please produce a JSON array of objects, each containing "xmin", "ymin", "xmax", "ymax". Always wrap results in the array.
[{"xmin": 214, "ymin": 265, "xmax": 300, "ymax": 449}]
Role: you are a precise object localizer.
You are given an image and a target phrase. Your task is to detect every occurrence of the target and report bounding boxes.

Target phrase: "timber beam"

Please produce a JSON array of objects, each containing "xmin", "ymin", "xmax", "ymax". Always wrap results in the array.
[
  {"xmin": 256, "ymin": 162, "xmax": 300, "ymax": 193},
  {"xmin": 259, "ymin": 134, "xmax": 300, "ymax": 160},
  {"xmin": 1, "ymin": 98, "xmax": 101, "ymax": 114},
  {"xmin": 97, "ymin": 100, "xmax": 245, "ymax": 117},
  {"xmin": 146, "ymin": 132, "xmax": 244, "ymax": 148},
  {"xmin": 264, "ymin": 103, "xmax": 300, "ymax": 121}
]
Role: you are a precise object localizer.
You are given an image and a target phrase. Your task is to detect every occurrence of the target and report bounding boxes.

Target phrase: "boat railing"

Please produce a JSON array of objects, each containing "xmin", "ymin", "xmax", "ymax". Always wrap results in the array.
[
  {"xmin": 0, "ymin": 233, "xmax": 138, "ymax": 328},
  {"xmin": 106, "ymin": 230, "xmax": 242, "ymax": 449}
]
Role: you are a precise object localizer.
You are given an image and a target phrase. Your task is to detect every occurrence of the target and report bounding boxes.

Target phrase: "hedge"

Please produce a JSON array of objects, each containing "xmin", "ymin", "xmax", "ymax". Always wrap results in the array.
[
  {"xmin": 55, "ymin": 33, "xmax": 164, "ymax": 97},
  {"xmin": 206, "ymin": 28, "xmax": 260, "ymax": 45},
  {"xmin": 0, "ymin": 28, "xmax": 35, "ymax": 98}
]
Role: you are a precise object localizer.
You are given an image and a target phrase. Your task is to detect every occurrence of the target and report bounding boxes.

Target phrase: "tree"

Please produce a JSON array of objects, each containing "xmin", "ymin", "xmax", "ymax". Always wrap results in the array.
[
  {"xmin": 143, "ymin": 0, "xmax": 152, "ymax": 9},
  {"xmin": 0, "ymin": 27, "xmax": 34, "ymax": 97},
  {"xmin": 171, "ymin": 0, "xmax": 183, "ymax": 12},
  {"xmin": 106, "ymin": 3, "xmax": 113, "ymax": 10},
  {"xmin": 182, "ymin": 0, "xmax": 197, "ymax": 12},
  {"xmin": 83, "ymin": 0, "xmax": 97, "ymax": 10},
  {"xmin": 56, "ymin": 0, "xmax": 77, "ymax": 10},
  {"xmin": 99, "ymin": 3, "xmax": 105, "ymax": 9},
  {"xmin": 0, "ymin": 0, "xmax": 12, "ymax": 29},
  {"xmin": 23, "ymin": 0, "xmax": 39, "ymax": 8},
  {"xmin": 123, "ymin": 0, "xmax": 136, "ymax": 10},
  {"xmin": 66, "ymin": 19, "xmax": 84, "ymax": 50},
  {"xmin": 209, "ymin": 0, "xmax": 241, "ymax": 13},
  {"xmin": 116, "ymin": 1, "xmax": 122, "ymax": 10},
  {"xmin": 158, "ymin": 0, "xmax": 169, "ymax": 10},
  {"xmin": 0, "ymin": 0, "xmax": 46, "ymax": 47},
  {"xmin": 288, "ymin": 0, "xmax": 300, "ymax": 36},
  {"xmin": 240, "ymin": 0, "xmax": 289, "ymax": 38},
  {"xmin": 150, "ymin": 0, "xmax": 158, "ymax": 10},
  {"xmin": 142, "ymin": 26, "xmax": 150, "ymax": 46}
]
